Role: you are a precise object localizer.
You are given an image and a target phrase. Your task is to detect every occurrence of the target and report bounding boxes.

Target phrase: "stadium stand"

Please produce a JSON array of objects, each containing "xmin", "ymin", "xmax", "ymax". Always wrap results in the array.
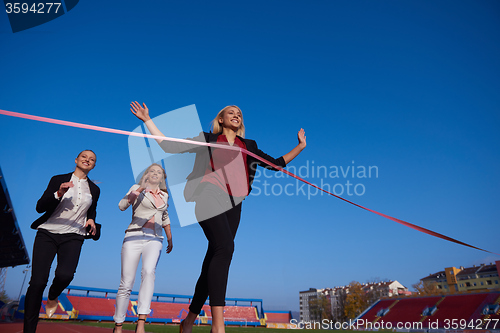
[
  {"xmin": 422, "ymin": 293, "xmax": 492, "ymax": 327},
  {"xmin": 357, "ymin": 299, "xmax": 398, "ymax": 324},
  {"xmin": 264, "ymin": 311, "xmax": 293, "ymax": 329},
  {"xmin": 66, "ymin": 295, "xmax": 118, "ymax": 320},
  {"xmin": 357, "ymin": 292, "xmax": 500, "ymax": 329},
  {"xmin": 204, "ymin": 305, "xmax": 261, "ymax": 326},
  {"xmin": 148, "ymin": 301, "xmax": 190, "ymax": 322},
  {"xmin": 486, "ymin": 309, "xmax": 500, "ymax": 321},
  {"xmin": 20, "ymin": 285, "xmax": 266, "ymax": 326},
  {"xmin": 478, "ymin": 293, "xmax": 500, "ymax": 329},
  {"xmin": 381, "ymin": 296, "xmax": 441, "ymax": 325},
  {"xmin": 472, "ymin": 293, "xmax": 498, "ymax": 321},
  {"xmin": 264, "ymin": 310, "xmax": 292, "ymax": 324}
]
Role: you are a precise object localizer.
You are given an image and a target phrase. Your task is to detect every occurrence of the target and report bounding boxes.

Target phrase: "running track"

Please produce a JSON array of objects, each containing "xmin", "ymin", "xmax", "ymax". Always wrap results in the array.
[{"xmin": 0, "ymin": 321, "xmax": 133, "ymax": 333}]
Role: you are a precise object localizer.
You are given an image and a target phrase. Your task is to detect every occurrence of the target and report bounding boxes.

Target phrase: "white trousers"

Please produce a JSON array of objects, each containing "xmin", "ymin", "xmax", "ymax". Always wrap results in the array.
[{"xmin": 113, "ymin": 229, "xmax": 163, "ymax": 323}]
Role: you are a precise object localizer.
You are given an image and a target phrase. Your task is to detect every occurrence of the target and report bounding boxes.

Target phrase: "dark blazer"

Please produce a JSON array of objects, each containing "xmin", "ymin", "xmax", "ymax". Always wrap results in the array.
[
  {"xmin": 159, "ymin": 132, "xmax": 286, "ymax": 201},
  {"xmin": 31, "ymin": 172, "xmax": 100, "ymax": 230}
]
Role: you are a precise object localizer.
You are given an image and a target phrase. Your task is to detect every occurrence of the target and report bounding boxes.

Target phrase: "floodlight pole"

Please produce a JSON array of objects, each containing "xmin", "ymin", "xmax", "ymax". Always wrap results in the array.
[{"xmin": 18, "ymin": 265, "xmax": 31, "ymax": 302}]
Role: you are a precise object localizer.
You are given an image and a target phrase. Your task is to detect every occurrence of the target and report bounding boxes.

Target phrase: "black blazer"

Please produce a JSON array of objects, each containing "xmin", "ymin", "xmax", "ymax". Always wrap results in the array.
[
  {"xmin": 159, "ymin": 132, "xmax": 286, "ymax": 201},
  {"xmin": 31, "ymin": 172, "xmax": 100, "ymax": 230}
]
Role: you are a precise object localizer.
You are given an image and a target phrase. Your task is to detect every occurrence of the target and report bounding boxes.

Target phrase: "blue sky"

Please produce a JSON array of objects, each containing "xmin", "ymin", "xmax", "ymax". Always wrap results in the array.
[{"xmin": 1, "ymin": 0, "xmax": 499, "ymax": 311}]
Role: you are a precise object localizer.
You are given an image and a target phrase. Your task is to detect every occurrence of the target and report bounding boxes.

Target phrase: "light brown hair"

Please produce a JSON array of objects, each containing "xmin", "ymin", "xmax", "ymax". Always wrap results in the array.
[
  {"xmin": 210, "ymin": 105, "xmax": 245, "ymax": 138},
  {"xmin": 138, "ymin": 163, "xmax": 168, "ymax": 193}
]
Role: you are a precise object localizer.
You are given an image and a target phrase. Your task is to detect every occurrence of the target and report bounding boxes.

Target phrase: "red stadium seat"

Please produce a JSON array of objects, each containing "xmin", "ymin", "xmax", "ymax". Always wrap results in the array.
[{"xmin": 264, "ymin": 311, "xmax": 292, "ymax": 323}]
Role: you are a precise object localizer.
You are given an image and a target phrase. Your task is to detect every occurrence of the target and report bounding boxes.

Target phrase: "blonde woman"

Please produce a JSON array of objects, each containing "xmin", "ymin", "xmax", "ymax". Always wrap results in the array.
[
  {"xmin": 131, "ymin": 102, "xmax": 305, "ymax": 333},
  {"xmin": 113, "ymin": 163, "xmax": 173, "ymax": 333},
  {"xmin": 24, "ymin": 150, "xmax": 100, "ymax": 333}
]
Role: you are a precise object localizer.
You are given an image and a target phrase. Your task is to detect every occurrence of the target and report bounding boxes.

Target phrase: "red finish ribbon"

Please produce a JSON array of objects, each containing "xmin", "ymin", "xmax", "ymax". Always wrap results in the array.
[{"xmin": 1, "ymin": 109, "xmax": 498, "ymax": 255}]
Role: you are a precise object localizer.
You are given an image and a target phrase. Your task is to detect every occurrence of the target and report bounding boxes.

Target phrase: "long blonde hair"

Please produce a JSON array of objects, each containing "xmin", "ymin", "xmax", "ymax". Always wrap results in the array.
[
  {"xmin": 210, "ymin": 105, "xmax": 245, "ymax": 138},
  {"xmin": 137, "ymin": 163, "xmax": 168, "ymax": 193}
]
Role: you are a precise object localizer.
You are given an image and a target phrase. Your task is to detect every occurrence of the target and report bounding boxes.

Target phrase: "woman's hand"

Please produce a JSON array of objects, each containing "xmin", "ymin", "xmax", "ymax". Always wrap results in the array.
[
  {"xmin": 139, "ymin": 177, "xmax": 150, "ymax": 192},
  {"xmin": 130, "ymin": 101, "xmax": 151, "ymax": 122},
  {"xmin": 127, "ymin": 187, "xmax": 144, "ymax": 204},
  {"xmin": 85, "ymin": 219, "xmax": 96, "ymax": 235},
  {"xmin": 57, "ymin": 181, "xmax": 74, "ymax": 198},
  {"xmin": 130, "ymin": 103, "xmax": 168, "ymax": 145},
  {"xmin": 282, "ymin": 128, "xmax": 307, "ymax": 164},
  {"xmin": 166, "ymin": 238, "xmax": 173, "ymax": 253},
  {"xmin": 298, "ymin": 128, "xmax": 306, "ymax": 148}
]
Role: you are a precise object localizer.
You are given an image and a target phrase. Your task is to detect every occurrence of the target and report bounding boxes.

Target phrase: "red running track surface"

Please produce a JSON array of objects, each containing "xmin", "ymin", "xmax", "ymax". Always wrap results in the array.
[{"xmin": 0, "ymin": 321, "xmax": 134, "ymax": 333}]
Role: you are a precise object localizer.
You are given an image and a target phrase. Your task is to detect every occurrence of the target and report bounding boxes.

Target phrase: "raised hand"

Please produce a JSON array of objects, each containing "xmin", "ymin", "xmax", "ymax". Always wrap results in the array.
[
  {"xmin": 128, "ymin": 185, "xmax": 146, "ymax": 204},
  {"xmin": 139, "ymin": 177, "xmax": 150, "ymax": 192},
  {"xmin": 282, "ymin": 128, "xmax": 307, "ymax": 164},
  {"xmin": 130, "ymin": 101, "xmax": 151, "ymax": 122},
  {"xmin": 297, "ymin": 128, "xmax": 306, "ymax": 148}
]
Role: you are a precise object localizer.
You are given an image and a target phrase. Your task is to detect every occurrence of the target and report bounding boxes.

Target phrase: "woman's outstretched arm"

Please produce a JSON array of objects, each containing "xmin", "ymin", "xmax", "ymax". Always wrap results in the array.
[
  {"xmin": 130, "ymin": 101, "xmax": 205, "ymax": 153},
  {"xmin": 282, "ymin": 128, "xmax": 307, "ymax": 164},
  {"xmin": 130, "ymin": 101, "xmax": 166, "ymax": 145}
]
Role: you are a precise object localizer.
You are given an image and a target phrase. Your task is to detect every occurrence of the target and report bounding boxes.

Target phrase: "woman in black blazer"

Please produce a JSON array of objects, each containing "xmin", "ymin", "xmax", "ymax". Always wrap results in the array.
[
  {"xmin": 24, "ymin": 150, "xmax": 100, "ymax": 333},
  {"xmin": 131, "ymin": 102, "xmax": 305, "ymax": 333}
]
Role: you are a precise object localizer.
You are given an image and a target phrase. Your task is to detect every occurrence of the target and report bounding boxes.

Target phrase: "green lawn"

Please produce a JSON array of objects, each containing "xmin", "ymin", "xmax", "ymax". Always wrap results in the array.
[{"xmin": 69, "ymin": 321, "xmax": 337, "ymax": 333}]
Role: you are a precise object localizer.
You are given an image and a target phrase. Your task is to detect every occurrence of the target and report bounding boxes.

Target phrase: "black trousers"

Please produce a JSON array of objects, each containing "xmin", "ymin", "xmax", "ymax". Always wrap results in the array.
[
  {"xmin": 189, "ymin": 184, "xmax": 243, "ymax": 314},
  {"xmin": 23, "ymin": 229, "xmax": 84, "ymax": 333}
]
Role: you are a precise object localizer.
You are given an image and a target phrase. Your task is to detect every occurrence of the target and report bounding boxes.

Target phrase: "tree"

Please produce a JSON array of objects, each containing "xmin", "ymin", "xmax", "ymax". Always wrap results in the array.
[
  {"xmin": 0, "ymin": 290, "xmax": 12, "ymax": 304},
  {"xmin": 365, "ymin": 278, "xmax": 390, "ymax": 305},
  {"xmin": 333, "ymin": 288, "xmax": 348, "ymax": 323},
  {"xmin": 309, "ymin": 293, "xmax": 334, "ymax": 322},
  {"xmin": 344, "ymin": 281, "xmax": 367, "ymax": 319},
  {"xmin": 412, "ymin": 281, "xmax": 438, "ymax": 295}
]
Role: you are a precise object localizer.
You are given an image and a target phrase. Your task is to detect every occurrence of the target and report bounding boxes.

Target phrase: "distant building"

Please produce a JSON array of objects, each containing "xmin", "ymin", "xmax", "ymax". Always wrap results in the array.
[
  {"xmin": 360, "ymin": 280, "xmax": 410, "ymax": 297},
  {"xmin": 421, "ymin": 261, "xmax": 500, "ymax": 293},
  {"xmin": 299, "ymin": 281, "xmax": 408, "ymax": 322},
  {"xmin": 299, "ymin": 288, "xmax": 324, "ymax": 322}
]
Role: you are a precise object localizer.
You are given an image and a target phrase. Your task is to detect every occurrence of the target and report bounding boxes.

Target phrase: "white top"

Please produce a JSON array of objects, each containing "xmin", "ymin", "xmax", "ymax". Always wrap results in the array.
[
  {"xmin": 39, "ymin": 173, "xmax": 92, "ymax": 235},
  {"xmin": 119, "ymin": 184, "xmax": 170, "ymax": 237}
]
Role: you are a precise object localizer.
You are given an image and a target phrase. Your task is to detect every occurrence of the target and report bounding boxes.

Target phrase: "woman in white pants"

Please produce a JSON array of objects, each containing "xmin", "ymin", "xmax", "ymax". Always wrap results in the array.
[{"xmin": 113, "ymin": 163, "xmax": 173, "ymax": 333}]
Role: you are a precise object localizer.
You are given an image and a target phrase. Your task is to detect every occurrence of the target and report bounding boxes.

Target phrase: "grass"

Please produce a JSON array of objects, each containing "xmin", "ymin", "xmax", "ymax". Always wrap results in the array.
[{"xmin": 67, "ymin": 321, "xmax": 336, "ymax": 333}]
